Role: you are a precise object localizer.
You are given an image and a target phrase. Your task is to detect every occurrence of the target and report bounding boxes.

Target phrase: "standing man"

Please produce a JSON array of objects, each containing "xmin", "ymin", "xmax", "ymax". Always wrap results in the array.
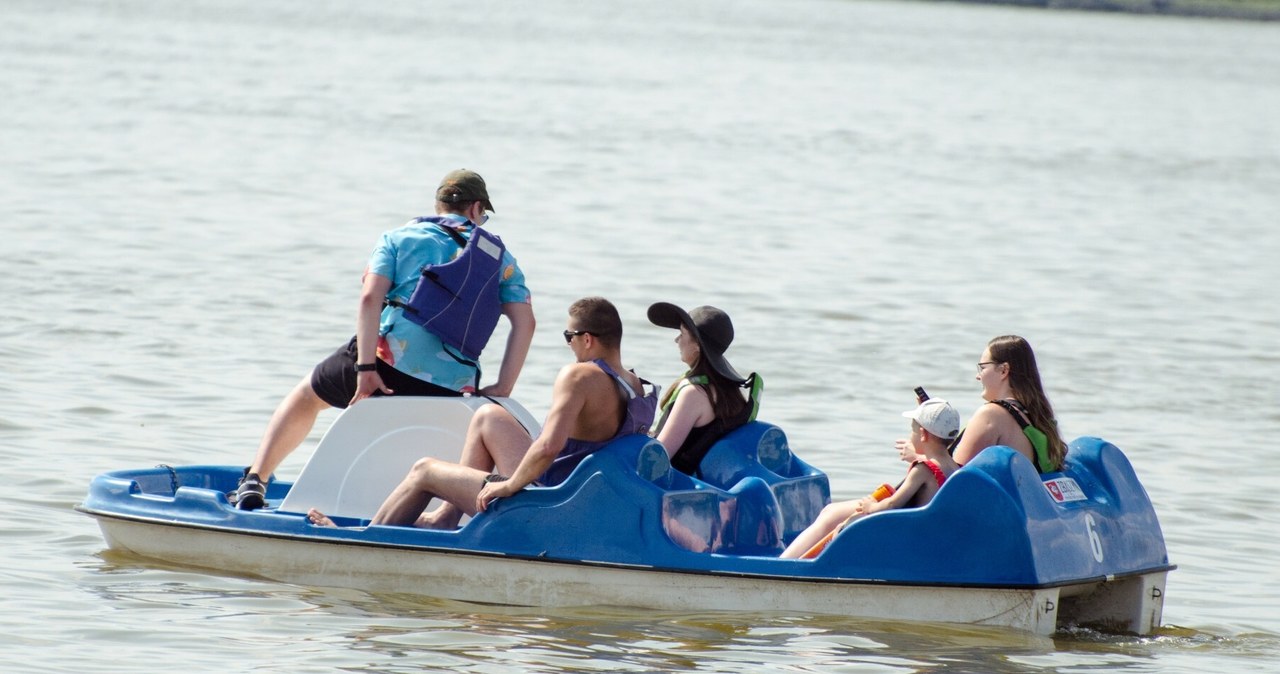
[
  {"xmin": 234, "ymin": 169, "xmax": 536, "ymax": 510},
  {"xmin": 307, "ymin": 297, "xmax": 658, "ymax": 530}
]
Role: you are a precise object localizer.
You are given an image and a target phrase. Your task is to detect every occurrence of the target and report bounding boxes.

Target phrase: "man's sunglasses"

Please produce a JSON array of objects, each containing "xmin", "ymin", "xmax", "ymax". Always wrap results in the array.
[{"xmin": 563, "ymin": 330, "xmax": 596, "ymax": 343}]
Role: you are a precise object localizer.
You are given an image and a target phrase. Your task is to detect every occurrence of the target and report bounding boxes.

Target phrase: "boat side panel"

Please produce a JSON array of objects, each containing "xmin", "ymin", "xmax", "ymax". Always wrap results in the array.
[
  {"xmin": 92, "ymin": 516, "xmax": 1063, "ymax": 635},
  {"xmin": 697, "ymin": 423, "xmax": 831, "ymax": 542},
  {"xmin": 458, "ymin": 436, "xmax": 791, "ymax": 561},
  {"xmin": 814, "ymin": 464, "xmax": 1039, "ymax": 584},
  {"xmin": 811, "ymin": 441, "xmax": 1171, "ymax": 587}
]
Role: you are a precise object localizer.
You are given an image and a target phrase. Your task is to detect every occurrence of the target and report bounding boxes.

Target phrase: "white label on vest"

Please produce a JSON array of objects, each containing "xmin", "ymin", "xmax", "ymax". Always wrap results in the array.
[
  {"xmin": 476, "ymin": 236, "xmax": 501, "ymax": 260},
  {"xmin": 1043, "ymin": 477, "xmax": 1087, "ymax": 503}
]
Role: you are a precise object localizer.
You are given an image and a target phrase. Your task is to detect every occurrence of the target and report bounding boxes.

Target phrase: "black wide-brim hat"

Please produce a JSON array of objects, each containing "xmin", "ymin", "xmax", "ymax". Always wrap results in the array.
[{"xmin": 647, "ymin": 302, "xmax": 745, "ymax": 384}]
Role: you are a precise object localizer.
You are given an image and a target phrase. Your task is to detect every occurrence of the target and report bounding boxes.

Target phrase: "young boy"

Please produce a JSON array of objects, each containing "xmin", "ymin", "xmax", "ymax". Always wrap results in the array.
[{"xmin": 780, "ymin": 398, "xmax": 961, "ymax": 559}]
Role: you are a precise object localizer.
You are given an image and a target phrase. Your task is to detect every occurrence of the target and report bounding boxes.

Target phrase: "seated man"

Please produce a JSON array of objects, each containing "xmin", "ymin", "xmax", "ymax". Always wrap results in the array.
[{"xmin": 309, "ymin": 297, "xmax": 657, "ymax": 529}]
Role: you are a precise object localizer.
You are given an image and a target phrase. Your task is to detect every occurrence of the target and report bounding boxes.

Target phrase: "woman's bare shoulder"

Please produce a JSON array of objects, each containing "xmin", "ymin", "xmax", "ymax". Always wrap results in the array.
[
  {"xmin": 959, "ymin": 403, "xmax": 989, "ymax": 428},
  {"xmin": 672, "ymin": 380, "xmax": 712, "ymax": 417},
  {"xmin": 675, "ymin": 378, "xmax": 710, "ymax": 399},
  {"xmin": 969, "ymin": 401, "xmax": 1017, "ymax": 427}
]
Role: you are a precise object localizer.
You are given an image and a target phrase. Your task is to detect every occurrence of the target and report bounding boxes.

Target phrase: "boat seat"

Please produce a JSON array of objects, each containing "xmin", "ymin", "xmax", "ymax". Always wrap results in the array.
[
  {"xmin": 696, "ymin": 422, "xmax": 830, "ymax": 542},
  {"xmin": 660, "ymin": 476, "xmax": 785, "ymax": 555},
  {"xmin": 581, "ymin": 435, "xmax": 786, "ymax": 555},
  {"xmin": 816, "ymin": 438, "xmax": 1172, "ymax": 591},
  {"xmin": 277, "ymin": 396, "xmax": 540, "ymax": 519},
  {"xmin": 461, "ymin": 434, "xmax": 784, "ymax": 559}
]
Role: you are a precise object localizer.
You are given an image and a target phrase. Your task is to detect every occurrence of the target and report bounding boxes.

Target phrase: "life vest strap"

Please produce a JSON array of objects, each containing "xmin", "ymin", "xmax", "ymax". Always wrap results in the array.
[{"xmin": 990, "ymin": 399, "xmax": 1055, "ymax": 474}]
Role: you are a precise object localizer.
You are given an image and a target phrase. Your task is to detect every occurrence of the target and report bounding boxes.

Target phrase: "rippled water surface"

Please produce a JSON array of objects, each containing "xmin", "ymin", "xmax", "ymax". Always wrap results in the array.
[{"xmin": 3, "ymin": 0, "xmax": 1279, "ymax": 671}]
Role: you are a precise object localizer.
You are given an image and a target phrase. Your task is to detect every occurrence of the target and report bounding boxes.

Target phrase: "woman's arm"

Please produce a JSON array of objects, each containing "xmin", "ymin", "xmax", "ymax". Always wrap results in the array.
[
  {"xmin": 950, "ymin": 404, "xmax": 1004, "ymax": 465},
  {"xmin": 655, "ymin": 383, "xmax": 714, "ymax": 458}
]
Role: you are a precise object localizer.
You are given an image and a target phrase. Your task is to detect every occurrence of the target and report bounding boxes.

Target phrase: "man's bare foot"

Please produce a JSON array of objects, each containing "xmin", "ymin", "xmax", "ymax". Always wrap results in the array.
[
  {"xmin": 415, "ymin": 505, "xmax": 462, "ymax": 530},
  {"xmin": 307, "ymin": 508, "xmax": 336, "ymax": 527}
]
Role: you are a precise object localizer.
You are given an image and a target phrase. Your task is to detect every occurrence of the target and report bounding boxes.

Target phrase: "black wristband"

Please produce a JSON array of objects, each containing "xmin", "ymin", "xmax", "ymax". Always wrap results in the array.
[{"xmin": 354, "ymin": 362, "xmax": 378, "ymax": 372}]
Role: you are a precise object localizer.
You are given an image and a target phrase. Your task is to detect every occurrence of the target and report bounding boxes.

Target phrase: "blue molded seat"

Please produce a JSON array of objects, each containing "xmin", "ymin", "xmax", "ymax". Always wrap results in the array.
[
  {"xmin": 661, "ymin": 475, "xmax": 784, "ymax": 555},
  {"xmin": 463, "ymin": 434, "xmax": 785, "ymax": 559},
  {"xmin": 696, "ymin": 422, "xmax": 830, "ymax": 542},
  {"xmin": 587, "ymin": 434, "xmax": 785, "ymax": 555}
]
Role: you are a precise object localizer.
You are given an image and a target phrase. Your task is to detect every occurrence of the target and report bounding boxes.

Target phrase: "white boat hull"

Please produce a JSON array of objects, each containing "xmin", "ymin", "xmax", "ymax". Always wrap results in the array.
[{"xmin": 96, "ymin": 515, "xmax": 1165, "ymax": 636}]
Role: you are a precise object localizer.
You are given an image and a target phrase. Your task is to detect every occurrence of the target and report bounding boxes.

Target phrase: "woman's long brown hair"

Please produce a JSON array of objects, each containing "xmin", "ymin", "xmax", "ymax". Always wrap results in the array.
[{"xmin": 988, "ymin": 335, "xmax": 1067, "ymax": 469}]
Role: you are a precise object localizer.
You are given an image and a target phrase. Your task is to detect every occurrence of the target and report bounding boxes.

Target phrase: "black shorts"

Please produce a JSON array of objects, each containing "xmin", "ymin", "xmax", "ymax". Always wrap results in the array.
[{"xmin": 309, "ymin": 336, "xmax": 465, "ymax": 409}]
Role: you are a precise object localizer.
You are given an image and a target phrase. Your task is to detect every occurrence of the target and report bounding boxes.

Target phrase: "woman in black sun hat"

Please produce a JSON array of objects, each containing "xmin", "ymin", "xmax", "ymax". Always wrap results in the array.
[{"xmin": 647, "ymin": 302, "xmax": 761, "ymax": 476}]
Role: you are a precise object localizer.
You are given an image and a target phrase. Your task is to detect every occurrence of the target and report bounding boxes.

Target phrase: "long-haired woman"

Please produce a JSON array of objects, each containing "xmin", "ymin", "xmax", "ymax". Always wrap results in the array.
[{"xmin": 952, "ymin": 335, "xmax": 1066, "ymax": 473}]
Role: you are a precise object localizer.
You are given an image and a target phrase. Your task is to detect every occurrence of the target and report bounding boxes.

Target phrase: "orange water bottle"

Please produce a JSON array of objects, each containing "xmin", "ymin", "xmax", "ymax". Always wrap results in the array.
[{"xmin": 869, "ymin": 483, "xmax": 895, "ymax": 501}]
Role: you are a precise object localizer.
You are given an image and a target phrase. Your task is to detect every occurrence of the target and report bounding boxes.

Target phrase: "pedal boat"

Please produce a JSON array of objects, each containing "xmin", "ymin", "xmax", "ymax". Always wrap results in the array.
[{"xmin": 77, "ymin": 397, "xmax": 1173, "ymax": 636}]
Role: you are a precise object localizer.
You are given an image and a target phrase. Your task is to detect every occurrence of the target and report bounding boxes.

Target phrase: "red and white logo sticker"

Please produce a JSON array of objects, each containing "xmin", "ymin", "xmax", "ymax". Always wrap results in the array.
[{"xmin": 1043, "ymin": 477, "xmax": 1087, "ymax": 503}]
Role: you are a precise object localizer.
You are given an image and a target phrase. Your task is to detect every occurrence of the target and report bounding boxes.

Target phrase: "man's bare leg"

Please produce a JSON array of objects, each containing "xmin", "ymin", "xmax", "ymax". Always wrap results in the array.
[
  {"xmin": 415, "ymin": 404, "xmax": 534, "ymax": 529},
  {"xmin": 371, "ymin": 458, "xmax": 498, "ymax": 528}
]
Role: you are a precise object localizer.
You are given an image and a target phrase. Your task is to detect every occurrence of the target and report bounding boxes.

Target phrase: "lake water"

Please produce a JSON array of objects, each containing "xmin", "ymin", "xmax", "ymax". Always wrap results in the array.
[{"xmin": 2, "ymin": 0, "xmax": 1278, "ymax": 671}]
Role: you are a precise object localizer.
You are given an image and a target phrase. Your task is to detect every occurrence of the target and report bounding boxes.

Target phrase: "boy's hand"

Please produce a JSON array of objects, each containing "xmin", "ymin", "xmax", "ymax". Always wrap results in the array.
[{"xmin": 895, "ymin": 438, "xmax": 920, "ymax": 463}]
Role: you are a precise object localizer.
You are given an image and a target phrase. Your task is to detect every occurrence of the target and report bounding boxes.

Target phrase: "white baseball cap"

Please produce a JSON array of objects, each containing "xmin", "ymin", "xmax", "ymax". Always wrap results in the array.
[{"xmin": 902, "ymin": 398, "xmax": 960, "ymax": 440}]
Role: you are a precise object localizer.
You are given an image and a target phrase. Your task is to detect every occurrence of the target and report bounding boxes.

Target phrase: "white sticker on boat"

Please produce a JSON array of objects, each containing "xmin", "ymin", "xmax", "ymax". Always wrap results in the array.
[{"xmin": 1044, "ymin": 477, "xmax": 1087, "ymax": 503}]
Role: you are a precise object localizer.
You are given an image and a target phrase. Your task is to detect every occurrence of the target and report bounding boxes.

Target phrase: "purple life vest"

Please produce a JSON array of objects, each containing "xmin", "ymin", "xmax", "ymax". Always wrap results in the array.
[{"xmin": 395, "ymin": 217, "xmax": 506, "ymax": 362}]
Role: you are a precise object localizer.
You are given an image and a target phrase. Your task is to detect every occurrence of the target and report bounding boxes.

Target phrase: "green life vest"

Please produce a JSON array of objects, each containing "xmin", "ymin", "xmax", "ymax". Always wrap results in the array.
[
  {"xmin": 991, "ymin": 399, "xmax": 1056, "ymax": 474},
  {"xmin": 654, "ymin": 372, "xmax": 763, "ymax": 434},
  {"xmin": 652, "ymin": 372, "xmax": 763, "ymax": 475}
]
